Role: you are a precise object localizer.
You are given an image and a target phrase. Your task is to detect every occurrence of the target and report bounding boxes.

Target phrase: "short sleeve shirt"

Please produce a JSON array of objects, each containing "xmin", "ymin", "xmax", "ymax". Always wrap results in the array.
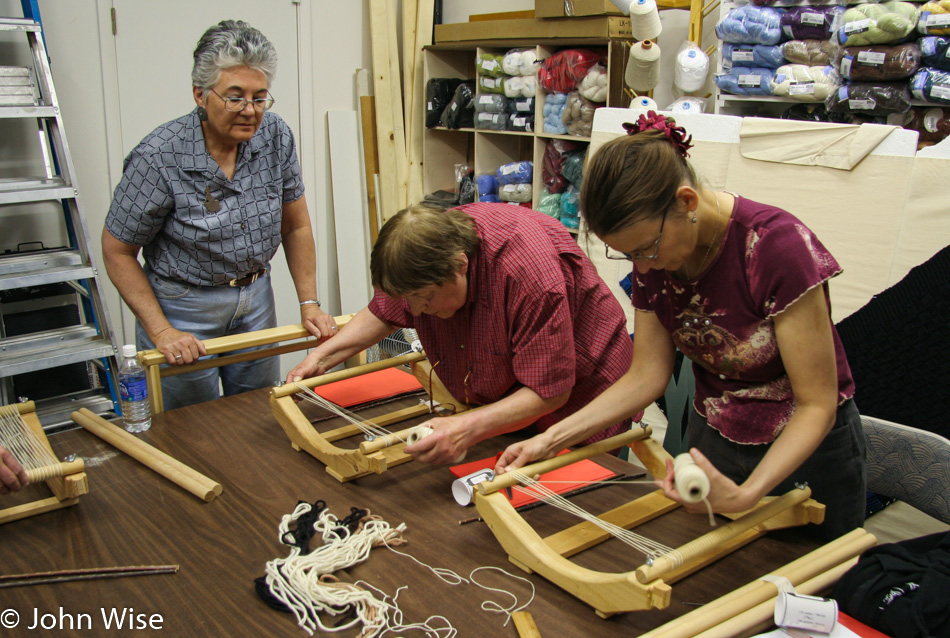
[
  {"xmin": 104, "ymin": 108, "xmax": 304, "ymax": 286},
  {"xmin": 630, "ymin": 196, "xmax": 855, "ymax": 444},
  {"xmin": 369, "ymin": 203, "xmax": 635, "ymax": 442}
]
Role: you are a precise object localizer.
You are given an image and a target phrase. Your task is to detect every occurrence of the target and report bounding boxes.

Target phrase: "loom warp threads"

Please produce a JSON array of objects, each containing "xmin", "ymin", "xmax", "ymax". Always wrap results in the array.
[{"xmin": 625, "ymin": 39, "xmax": 662, "ymax": 93}]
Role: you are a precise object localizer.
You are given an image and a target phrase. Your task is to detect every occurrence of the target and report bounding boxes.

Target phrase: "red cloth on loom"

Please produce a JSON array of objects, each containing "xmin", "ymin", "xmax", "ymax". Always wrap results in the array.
[{"xmin": 313, "ymin": 368, "xmax": 423, "ymax": 408}]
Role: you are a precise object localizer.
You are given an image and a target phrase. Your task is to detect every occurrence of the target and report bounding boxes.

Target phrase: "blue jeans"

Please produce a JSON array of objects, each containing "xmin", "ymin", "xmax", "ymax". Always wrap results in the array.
[{"xmin": 136, "ymin": 269, "xmax": 280, "ymax": 410}]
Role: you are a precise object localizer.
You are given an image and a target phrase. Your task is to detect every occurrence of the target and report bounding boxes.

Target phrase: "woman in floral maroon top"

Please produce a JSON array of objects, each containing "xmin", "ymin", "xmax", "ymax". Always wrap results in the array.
[{"xmin": 497, "ymin": 112, "xmax": 866, "ymax": 540}]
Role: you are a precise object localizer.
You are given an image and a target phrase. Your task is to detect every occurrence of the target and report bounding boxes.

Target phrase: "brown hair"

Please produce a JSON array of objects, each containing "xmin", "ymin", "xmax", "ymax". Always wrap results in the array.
[
  {"xmin": 580, "ymin": 129, "xmax": 699, "ymax": 238},
  {"xmin": 370, "ymin": 204, "xmax": 481, "ymax": 297}
]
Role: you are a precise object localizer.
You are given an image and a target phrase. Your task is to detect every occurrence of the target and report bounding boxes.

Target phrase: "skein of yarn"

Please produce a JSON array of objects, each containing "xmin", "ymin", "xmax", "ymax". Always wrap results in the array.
[
  {"xmin": 673, "ymin": 453, "xmax": 710, "ymax": 504},
  {"xmin": 630, "ymin": 0, "xmax": 663, "ymax": 41},
  {"xmin": 625, "ymin": 40, "xmax": 662, "ymax": 92}
]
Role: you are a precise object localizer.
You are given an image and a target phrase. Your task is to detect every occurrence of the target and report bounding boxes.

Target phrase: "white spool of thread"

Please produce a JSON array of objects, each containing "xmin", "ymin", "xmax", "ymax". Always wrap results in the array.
[
  {"xmin": 608, "ymin": 0, "xmax": 634, "ymax": 14},
  {"xmin": 674, "ymin": 45, "xmax": 710, "ymax": 93},
  {"xmin": 405, "ymin": 425, "xmax": 466, "ymax": 463},
  {"xmin": 673, "ymin": 452, "xmax": 710, "ymax": 504},
  {"xmin": 630, "ymin": 0, "xmax": 663, "ymax": 41},
  {"xmin": 625, "ymin": 40, "xmax": 662, "ymax": 93},
  {"xmin": 629, "ymin": 95, "xmax": 659, "ymax": 112}
]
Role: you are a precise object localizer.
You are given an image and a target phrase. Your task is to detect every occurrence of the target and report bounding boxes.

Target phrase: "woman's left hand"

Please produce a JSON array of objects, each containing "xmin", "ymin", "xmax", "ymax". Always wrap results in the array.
[
  {"xmin": 658, "ymin": 448, "xmax": 763, "ymax": 514},
  {"xmin": 301, "ymin": 305, "xmax": 337, "ymax": 339},
  {"xmin": 403, "ymin": 415, "xmax": 471, "ymax": 465}
]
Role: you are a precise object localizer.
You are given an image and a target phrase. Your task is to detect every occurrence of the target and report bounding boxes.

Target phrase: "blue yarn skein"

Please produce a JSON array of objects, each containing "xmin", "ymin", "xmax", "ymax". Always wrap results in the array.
[
  {"xmin": 543, "ymin": 93, "xmax": 568, "ymax": 134},
  {"xmin": 722, "ymin": 42, "xmax": 786, "ymax": 69},
  {"xmin": 496, "ymin": 161, "xmax": 533, "ymax": 186},
  {"xmin": 714, "ymin": 66, "xmax": 777, "ymax": 95},
  {"xmin": 716, "ymin": 6, "xmax": 787, "ymax": 46}
]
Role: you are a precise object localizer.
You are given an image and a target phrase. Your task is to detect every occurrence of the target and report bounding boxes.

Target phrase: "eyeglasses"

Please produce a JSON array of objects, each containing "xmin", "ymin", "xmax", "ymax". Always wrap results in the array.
[
  {"xmin": 604, "ymin": 212, "xmax": 667, "ymax": 262},
  {"xmin": 209, "ymin": 88, "xmax": 275, "ymax": 112}
]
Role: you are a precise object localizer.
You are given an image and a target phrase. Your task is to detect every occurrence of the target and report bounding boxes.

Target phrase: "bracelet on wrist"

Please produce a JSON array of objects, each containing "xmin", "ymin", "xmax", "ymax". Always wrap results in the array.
[{"xmin": 299, "ymin": 299, "xmax": 321, "ymax": 307}]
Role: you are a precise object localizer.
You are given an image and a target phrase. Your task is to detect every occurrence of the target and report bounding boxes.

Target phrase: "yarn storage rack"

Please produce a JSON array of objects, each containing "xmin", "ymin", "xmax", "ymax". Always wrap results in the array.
[
  {"xmin": 269, "ymin": 353, "xmax": 470, "ymax": 483},
  {"xmin": 472, "ymin": 428, "xmax": 827, "ymax": 618},
  {"xmin": 0, "ymin": 401, "xmax": 88, "ymax": 525}
]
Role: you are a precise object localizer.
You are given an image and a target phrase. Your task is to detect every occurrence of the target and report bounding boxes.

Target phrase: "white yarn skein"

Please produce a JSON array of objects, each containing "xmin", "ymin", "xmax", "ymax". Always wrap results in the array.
[
  {"xmin": 405, "ymin": 425, "xmax": 466, "ymax": 463},
  {"xmin": 673, "ymin": 452, "xmax": 710, "ymax": 504},
  {"xmin": 674, "ymin": 45, "xmax": 710, "ymax": 93},
  {"xmin": 625, "ymin": 40, "xmax": 662, "ymax": 92},
  {"xmin": 630, "ymin": 0, "xmax": 663, "ymax": 41}
]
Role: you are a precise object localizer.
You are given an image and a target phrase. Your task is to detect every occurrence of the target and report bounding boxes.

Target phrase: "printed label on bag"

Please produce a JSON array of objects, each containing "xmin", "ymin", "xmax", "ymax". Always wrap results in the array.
[
  {"xmin": 789, "ymin": 83, "xmax": 816, "ymax": 95},
  {"xmin": 732, "ymin": 48, "xmax": 754, "ymax": 62},
  {"xmin": 848, "ymin": 98, "xmax": 876, "ymax": 110},
  {"xmin": 924, "ymin": 108, "xmax": 945, "ymax": 132},
  {"xmin": 932, "ymin": 84, "xmax": 950, "ymax": 100},
  {"xmin": 857, "ymin": 51, "xmax": 886, "ymax": 66},
  {"xmin": 801, "ymin": 11, "xmax": 824, "ymax": 26},
  {"xmin": 738, "ymin": 74, "xmax": 761, "ymax": 87},
  {"xmin": 840, "ymin": 56, "xmax": 853, "ymax": 78},
  {"xmin": 926, "ymin": 13, "xmax": 950, "ymax": 29},
  {"xmin": 844, "ymin": 18, "xmax": 871, "ymax": 35}
]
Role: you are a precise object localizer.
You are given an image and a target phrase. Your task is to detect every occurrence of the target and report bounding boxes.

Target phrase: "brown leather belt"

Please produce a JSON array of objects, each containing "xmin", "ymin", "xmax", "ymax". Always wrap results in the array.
[{"xmin": 228, "ymin": 268, "xmax": 267, "ymax": 287}]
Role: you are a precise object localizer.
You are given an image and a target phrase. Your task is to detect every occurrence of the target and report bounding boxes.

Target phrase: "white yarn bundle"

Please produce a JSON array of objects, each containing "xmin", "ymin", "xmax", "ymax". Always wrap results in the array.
[
  {"xmin": 674, "ymin": 42, "xmax": 710, "ymax": 93},
  {"xmin": 673, "ymin": 453, "xmax": 711, "ymax": 504},
  {"xmin": 578, "ymin": 63, "xmax": 609, "ymax": 103},
  {"xmin": 625, "ymin": 40, "xmax": 662, "ymax": 92},
  {"xmin": 502, "ymin": 47, "xmax": 539, "ymax": 76},
  {"xmin": 769, "ymin": 64, "xmax": 837, "ymax": 101},
  {"xmin": 630, "ymin": 0, "xmax": 663, "ymax": 41},
  {"xmin": 503, "ymin": 75, "xmax": 536, "ymax": 98}
]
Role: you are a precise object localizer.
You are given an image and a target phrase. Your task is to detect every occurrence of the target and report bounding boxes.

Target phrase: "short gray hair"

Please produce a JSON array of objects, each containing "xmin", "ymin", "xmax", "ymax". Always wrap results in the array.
[{"xmin": 192, "ymin": 20, "xmax": 277, "ymax": 91}]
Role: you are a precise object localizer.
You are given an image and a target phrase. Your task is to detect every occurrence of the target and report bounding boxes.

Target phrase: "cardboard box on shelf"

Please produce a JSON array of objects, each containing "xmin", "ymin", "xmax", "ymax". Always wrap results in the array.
[
  {"xmin": 535, "ymin": 0, "xmax": 625, "ymax": 18},
  {"xmin": 434, "ymin": 16, "xmax": 632, "ymax": 44}
]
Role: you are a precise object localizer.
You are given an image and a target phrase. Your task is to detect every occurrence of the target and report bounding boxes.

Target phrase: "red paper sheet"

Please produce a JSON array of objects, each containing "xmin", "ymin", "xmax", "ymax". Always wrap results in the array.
[
  {"xmin": 451, "ymin": 450, "xmax": 615, "ymax": 508},
  {"xmin": 837, "ymin": 612, "xmax": 891, "ymax": 638},
  {"xmin": 313, "ymin": 367, "xmax": 423, "ymax": 408}
]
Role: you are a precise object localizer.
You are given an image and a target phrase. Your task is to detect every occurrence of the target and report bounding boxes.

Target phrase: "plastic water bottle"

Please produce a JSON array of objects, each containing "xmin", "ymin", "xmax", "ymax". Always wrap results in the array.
[{"xmin": 118, "ymin": 344, "xmax": 151, "ymax": 433}]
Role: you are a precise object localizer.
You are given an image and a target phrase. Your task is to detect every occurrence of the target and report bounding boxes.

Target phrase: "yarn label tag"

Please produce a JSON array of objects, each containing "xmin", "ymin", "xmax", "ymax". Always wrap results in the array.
[
  {"xmin": 924, "ymin": 108, "xmax": 945, "ymax": 133},
  {"xmin": 800, "ymin": 11, "xmax": 824, "ymax": 26},
  {"xmin": 738, "ymin": 74, "xmax": 762, "ymax": 87},
  {"xmin": 926, "ymin": 13, "xmax": 950, "ymax": 30},
  {"xmin": 789, "ymin": 83, "xmax": 816, "ymax": 96},
  {"xmin": 840, "ymin": 56, "xmax": 853, "ymax": 78},
  {"xmin": 848, "ymin": 97, "xmax": 876, "ymax": 110},
  {"xmin": 732, "ymin": 48, "xmax": 754, "ymax": 63},
  {"xmin": 933, "ymin": 85, "xmax": 950, "ymax": 100},
  {"xmin": 843, "ymin": 19, "xmax": 871, "ymax": 35},
  {"xmin": 857, "ymin": 51, "xmax": 886, "ymax": 66}
]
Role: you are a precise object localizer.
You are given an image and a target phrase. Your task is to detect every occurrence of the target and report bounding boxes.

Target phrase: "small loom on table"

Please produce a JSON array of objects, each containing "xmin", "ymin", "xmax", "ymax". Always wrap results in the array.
[
  {"xmin": 473, "ymin": 426, "xmax": 872, "ymax": 622},
  {"xmin": 269, "ymin": 351, "xmax": 471, "ymax": 483},
  {"xmin": 0, "ymin": 401, "xmax": 88, "ymax": 525}
]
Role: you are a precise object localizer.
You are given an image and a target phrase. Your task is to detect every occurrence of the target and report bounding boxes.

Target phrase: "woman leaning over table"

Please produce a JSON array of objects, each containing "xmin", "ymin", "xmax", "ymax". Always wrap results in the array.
[{"xmin": 495, "ymin": 112, "xmax": 866, "ymax": 541}]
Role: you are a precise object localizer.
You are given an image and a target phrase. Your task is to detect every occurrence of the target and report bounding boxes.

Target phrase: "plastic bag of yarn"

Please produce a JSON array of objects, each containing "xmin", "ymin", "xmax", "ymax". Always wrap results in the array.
[
  {"xmin": 629, "ymin": 0, "xmax": 663, "ymax": 41},
  {"xmin": 542, "ymin": 139, "xmax": 584, "ymax": 194},
  {"xmin": 837, "ymin": 43, "xmax": 921, "ymax": 81},
  {"xmin": 478, "ymin": 75, "xmax": 506, "ymax": 95},
  {"xmin": 478, "ymin": 194, "xmax": 501, "ymax": 203},
  {"xmin": 625, "ymin": 40, "xmax": 662, "ymax": 92},
  {"xmin": 716, "ymin": 6, "xmax": 787, "ymax": 46},
  {"xmin": 476, "ymin": 52, "xmax": 506, "ymax": 77},
  {"xmin": 473, "ymin": 93, "xmax": 509, "ymax": 114},
  {"xmin": 578, "ymin": 62, "xmax": 609, "ymax": 103},
  {"xmin": 496, "ymin": 160, "xmax": 533, "ymax": 186},
  {"xmin": 503, "ymin": 75, "xmax": 537, "ymax": 99},
  {"xmin": 562, "ymin": 91, "xmax": 598, "ymax": 137},
  {"xmin": 507, "ymin": 97, "xmax": 535, "ymax": 114},
  {"xmin": 911, "ymin": 67, "xmax": 950, "ymax": 104},
  {"xmin": 825, "ymin": 82, "xmax": 913, "ymax": 116},
  {"xmin": 770, "ymin": 64, "xmax": 838, "ymax": 101},
  {"xmin": 781, "ymin": 6, "xmax": 842, "ymax": 41},
  {"xmin": 714, "ymin": 66, "xmax": 777, "ymax": 96},
  {"xmin": 475, "ymin": 112, "xmax": 508, "ymax": 131},
  {"xmin": 438, "ymin": 81, "xmax": 476, "ymax": 129},
  {"xmin": 537, "ymin": 189, "xmax": 562, "ymax": 219},
  {"xmin": 721, "ymin": 43, "xmax": 786, "ymax": 70},
  {"xmin": 508, "ymin": 113, "xmax": 534, "ymax": 132},
  {"xmin": 475, "ymin": 173, "xmax": 498, "ymax": 198},
  {"xmin": 561, "ymin": 149, "xmax": 587, "ymax": 188},
  {"xmin": 543, "ymin": 93, "xmax": 569, "ymax": 134},
  {"xmin": 498, "ymin": 182, "xmax": 532, "ymax": 203},
  {"xmin": 502, "ymin": 47, "xmax": 539, "ymax": 76},
  {"xmin": 559, "ymin": 186, "xmax": 581, "ymax": 229},
  {"xmin": 780, "ymin": 102, "xmax": 840, "ymax": 123},
  {"xmin": 538, "ymin": 48, "xmax": 606, "ymax": 94},
  {"xmin": 836, "ymin": 2, "xmax": 919, "ymax": 47},
  {"xmin": 426, "ymin": 78, "xmax": 464, "ymax": 128},
  {"xmin": 782, "ymin": 39, "xmax": 839, "ymax": 66},
  {"xmin": 674, "ymin": 41, "xmax": 710, "ymax": 92},
  {"xmin": 667, "ymin": 96, "xmax": 707, "ymax": 113},
  {"xmin": 918, "ymin": 0, "xmax": 950, "ymax": 35},
  {"xmin": 456, "ymin": 165, "xmax": 475, "ymax": 206},
  {"xmin": 892, "ymin": 106, "xmax": 950, "ymax": 146},
  {"xmin": 919, "ymin": 36, "xmax": 950, "ymax": 70}
]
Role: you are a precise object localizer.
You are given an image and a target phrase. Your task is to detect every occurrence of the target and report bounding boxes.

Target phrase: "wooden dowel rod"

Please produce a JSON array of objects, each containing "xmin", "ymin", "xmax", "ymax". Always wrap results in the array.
[
  {"xmin": 71, "ymin": 408, "xmax": 222, "ymax": 503},
  {"xmin": 0, "ymin": 564, "xmax": 179, "ymax": 589},
  {"xmin": 635, "ymin": 486, "xmax": 813, "ymax": 584},
  {"xmin": 271, "ymin": 351, "xmax": 427, "ymax": 398},
  {"xmin": 512, "ymin": 611, "xmax": 542, "ymax": 638},
  {"xmin": 477, "ymin": 426, "xmax": 652, "ymax": 495},
  {"xmin": 25, "ymin": 459, "xmax": 84, "ymax": 483},
  {"xmin": 12, "ymin": 401, "xmax": 36, "ymax": 415},
  {"xmin": 359, "ymin": 426, "xmax": 416, "ymax": 454}
]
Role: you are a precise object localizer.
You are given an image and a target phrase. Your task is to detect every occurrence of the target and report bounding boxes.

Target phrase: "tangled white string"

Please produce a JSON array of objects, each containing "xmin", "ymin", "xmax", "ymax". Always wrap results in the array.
[
  {"xmin": 508, "ymin": 470, "xmax": 682, "ymax": 567},
  {"xmin": 0, "ymin": 404, "xmax": 62, "ymax": 482},
  {"xmin": 470, "ymin": 566, "xmax": 535, "ymax": 626}
]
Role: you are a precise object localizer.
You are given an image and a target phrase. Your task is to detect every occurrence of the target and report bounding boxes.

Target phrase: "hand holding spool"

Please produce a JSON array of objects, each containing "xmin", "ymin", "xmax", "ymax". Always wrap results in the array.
[
  {"xmin": 673, "ymin": 452, "xmax": 710, "ymax": 504},
  {"xmin": 404, "ymin": 425, "xmax": 467, "ymax": 464}
]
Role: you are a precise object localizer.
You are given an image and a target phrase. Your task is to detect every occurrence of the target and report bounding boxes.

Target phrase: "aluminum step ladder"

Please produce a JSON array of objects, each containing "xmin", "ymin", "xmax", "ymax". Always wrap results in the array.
[{"xmin": 0, "ymin": 12, "xmax": 120, "ymax": 429}]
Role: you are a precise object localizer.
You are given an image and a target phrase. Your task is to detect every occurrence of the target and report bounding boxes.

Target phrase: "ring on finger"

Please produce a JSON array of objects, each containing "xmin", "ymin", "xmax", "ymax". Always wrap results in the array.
[{"xmin": 175, "ymin": 354, "xmax": 183, "ymax": 360}]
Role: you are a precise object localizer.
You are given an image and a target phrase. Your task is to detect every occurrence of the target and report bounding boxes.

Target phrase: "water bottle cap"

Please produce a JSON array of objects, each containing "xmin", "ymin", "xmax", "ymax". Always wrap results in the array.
[{"xmin": 122, "ymin": 344, "xmax": 137, "ymax": 358}]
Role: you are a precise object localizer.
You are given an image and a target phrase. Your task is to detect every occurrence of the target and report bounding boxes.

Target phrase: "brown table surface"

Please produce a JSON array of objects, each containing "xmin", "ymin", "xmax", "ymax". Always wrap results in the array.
[{"xmin": 0, "ymin": 388, "xmax": 819, "ymax": 637}]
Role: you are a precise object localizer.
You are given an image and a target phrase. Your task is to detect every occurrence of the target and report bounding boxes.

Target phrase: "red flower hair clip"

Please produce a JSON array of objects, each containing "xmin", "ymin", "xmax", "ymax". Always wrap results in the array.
[{"xmin": 622, "ymin": 110, "xmax": 693, "ymax": 158}]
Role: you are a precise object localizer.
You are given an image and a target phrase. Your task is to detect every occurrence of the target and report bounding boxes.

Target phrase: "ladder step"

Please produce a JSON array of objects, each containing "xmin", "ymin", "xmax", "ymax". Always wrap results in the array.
[
  {"xmin": 34, "ymin": 390, "xmax": 118, "ymax": 434},
  {"xmin": 0, "ymin": 18, "xmax": 41, "ymax": 31},
  {"xmin": 0, "ymin": 249, "xmax": 94, "ymax": 291},
  {"xmin": 0, "ymin": 105, "xmax": 56, "ymax": 118},
  {"xmin": 0, "ymin": 325, "xmax": 115, "ymax": 377},
  {"xmin": 0, "ymin": 177, "xmax": 75, "ymax": 204}
]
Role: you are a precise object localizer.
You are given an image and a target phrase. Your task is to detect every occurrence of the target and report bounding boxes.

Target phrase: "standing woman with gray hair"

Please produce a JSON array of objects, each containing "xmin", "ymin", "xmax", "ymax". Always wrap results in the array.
[{"xmin": 103, "ymin": 20, "xmax": 335, "ymax": 410}]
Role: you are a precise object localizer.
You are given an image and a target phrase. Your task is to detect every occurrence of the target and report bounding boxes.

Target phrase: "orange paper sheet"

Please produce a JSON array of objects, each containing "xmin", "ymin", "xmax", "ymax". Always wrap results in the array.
[
  {"xmin": 314, "ymin": 367, "xmax": 423, "ymax": 408},
  {"xmin": 451, "ymin": 450, "xmax": 615, "ymax": 508}
]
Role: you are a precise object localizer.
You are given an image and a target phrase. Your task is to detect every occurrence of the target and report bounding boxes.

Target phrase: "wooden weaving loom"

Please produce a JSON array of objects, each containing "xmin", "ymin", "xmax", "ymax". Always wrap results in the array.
[
  {"xmin": 473, "ymin": 426, "xmax": 830, "ymax": 619},
  {"xmin": 0, "ymin": 401, "xmax": 88, "ymax": 525},
  {"xmin": 269, "ymin": 351, "xmax": 471, "ymax": 483}
]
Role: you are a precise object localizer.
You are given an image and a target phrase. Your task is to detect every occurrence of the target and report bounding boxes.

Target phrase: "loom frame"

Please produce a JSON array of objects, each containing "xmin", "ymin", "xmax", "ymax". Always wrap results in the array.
[
  {"xmin": 269, "ymin": 352, "xmax": 470, "ymax": 483},
  {"xmin": 473, "ymin": 428, "xmax": 825, "ymax": 618},
  {"xmin": 0, "ymin": 401, "xmax": 88, "ymax": 525}
]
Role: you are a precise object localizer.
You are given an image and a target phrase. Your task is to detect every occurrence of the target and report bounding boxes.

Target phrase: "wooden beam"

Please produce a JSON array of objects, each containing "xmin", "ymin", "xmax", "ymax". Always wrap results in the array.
[
  {"xmin": 357, "ymin": 69, "xmax": 380, "ymax": 243},
  {"xmin": 369, "ymin": 0, "xmax": 401, "ymax": 221},
  {"xmin": 407, "ymin": 0, "xmax": 435, "ymax": 206}
]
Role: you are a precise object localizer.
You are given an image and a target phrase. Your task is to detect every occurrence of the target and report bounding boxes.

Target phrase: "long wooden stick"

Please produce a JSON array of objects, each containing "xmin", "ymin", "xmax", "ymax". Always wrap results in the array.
[
  {"xmin": 0, "ymin": 565, "xmax": 179, "ymax": 589},
  {"xmin": 271, "ymin": 351, "xmax": 427, "ymax": 398},
  {"xmin": 71, "ymin": 409, "xmax": 222, "ymax": 502}
]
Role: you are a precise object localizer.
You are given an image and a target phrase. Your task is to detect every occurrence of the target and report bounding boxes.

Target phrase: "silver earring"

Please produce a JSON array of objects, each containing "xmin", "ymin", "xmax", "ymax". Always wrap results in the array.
[{"xmin": 690, "ymin": 214, "xmax": 698, "ymax": 224}]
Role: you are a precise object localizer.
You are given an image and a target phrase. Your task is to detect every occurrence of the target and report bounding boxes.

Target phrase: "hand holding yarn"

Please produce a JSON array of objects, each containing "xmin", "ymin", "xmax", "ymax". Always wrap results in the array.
[
  {"xmin": 402, "ymin": 420, "xmax": 467, "ymax": 465},
  {"xmin": 673, "ymin": 453, "xmax": 710, "ymax": 503}
]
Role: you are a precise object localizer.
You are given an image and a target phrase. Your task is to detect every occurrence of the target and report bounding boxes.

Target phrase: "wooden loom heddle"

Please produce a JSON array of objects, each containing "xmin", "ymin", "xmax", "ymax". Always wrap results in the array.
[
  {"xmin": 0, "ymin": 401, "xmax": 88, "ymax": 525},
  {"xmin": 269, "ymin": 351, "xmax": 471, "ymax": 483},
  {"xmin": 473, "ymin": 427, "xmax": 827, "ymax": 618}
]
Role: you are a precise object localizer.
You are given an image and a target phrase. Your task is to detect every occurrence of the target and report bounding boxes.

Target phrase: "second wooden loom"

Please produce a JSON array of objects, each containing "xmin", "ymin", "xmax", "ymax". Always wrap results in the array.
[
  {"xmin": 473, "ymin": 426, "xmax": 831, "ymax": 618},
  {"xmin": 269, "ymin": 351, "xmax": 471, "ymax": 482}
]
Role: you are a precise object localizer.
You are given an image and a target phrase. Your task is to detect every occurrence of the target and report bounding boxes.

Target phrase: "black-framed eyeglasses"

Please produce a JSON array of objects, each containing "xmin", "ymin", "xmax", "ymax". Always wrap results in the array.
[
  {"xmin": 604, "ymin": 212, "xmax": 667, "ymax": 262},
  {"xmin": 209, "ymin": 88, "xmax": 275, "ymax": 112}
]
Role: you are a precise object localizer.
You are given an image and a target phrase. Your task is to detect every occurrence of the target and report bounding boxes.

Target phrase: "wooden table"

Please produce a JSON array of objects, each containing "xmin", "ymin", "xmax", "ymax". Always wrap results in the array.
[{"xmin": 0, "ymin": 388, "xmax": 818, "ymax": 637}]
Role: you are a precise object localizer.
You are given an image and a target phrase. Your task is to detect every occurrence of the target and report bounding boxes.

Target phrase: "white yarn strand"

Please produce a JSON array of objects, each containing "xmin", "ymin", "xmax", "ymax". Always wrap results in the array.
[
  {"xmin": 293, "ymin": 383, "xmax": 398, "ymax": 442},
  {"xmin": 0, "ymin": 404, "xmax": 61, "ymax": 481}
]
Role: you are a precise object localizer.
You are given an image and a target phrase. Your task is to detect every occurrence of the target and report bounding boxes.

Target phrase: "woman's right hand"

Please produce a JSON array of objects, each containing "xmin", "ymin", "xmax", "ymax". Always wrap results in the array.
[
  {"xmin": 153, "ymin": 326, "xmax": 206, "ymax": 365},
  {"xmin": 285, "ymin": 348, "xmax": 334, "ymax": 385},
  {"xmin": 493, "ymin": 432, "xmax": 556, "ymax": 475}
]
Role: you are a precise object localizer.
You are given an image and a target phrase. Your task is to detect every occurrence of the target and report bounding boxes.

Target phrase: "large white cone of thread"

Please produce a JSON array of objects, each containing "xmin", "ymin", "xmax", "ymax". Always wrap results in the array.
[
  {"xmin": 630, "ymin": 0, "xmax": 663, "ymax": 41},
  {"xmin": 608, "ymin": 0, "xmax": 634, "ymax": 14},
  {"xmin": 625, "ymin": 39, "xmax": 662, "ymax": 93}
]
